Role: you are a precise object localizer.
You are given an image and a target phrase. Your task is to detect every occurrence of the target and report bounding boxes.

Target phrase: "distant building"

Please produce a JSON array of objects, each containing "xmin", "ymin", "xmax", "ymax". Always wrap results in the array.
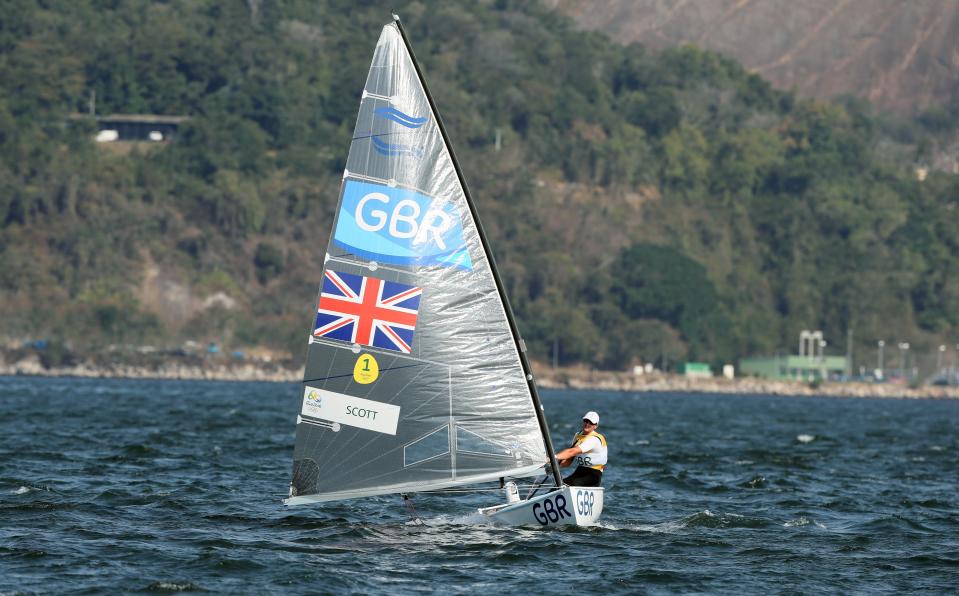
[
  {"xmin": 740, "ymin": 329, "xmax": 848, "ymax": 381},
  {"xmin": 677, "ymin": 362, "xmax": 712, "ymax": 378},
  {"xmin": 740, "ymin": 354, "xmax": 848, "ymax": 381},
  {"xmin": 69, "ymin": 113, "xmax": 190, "ymax": 143}
]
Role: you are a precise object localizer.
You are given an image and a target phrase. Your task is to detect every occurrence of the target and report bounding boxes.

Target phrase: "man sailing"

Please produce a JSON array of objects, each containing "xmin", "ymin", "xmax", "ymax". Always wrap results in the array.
[{"xmin": 554, "ymin": 411, "xmax": 607, "ymax": 487}]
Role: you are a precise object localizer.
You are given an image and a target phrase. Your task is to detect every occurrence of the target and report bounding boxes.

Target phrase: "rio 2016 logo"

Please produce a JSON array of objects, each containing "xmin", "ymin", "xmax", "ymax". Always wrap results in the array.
[{"xmin": 306, "ymin": 390, "xmax": 322, "ymax": 407}]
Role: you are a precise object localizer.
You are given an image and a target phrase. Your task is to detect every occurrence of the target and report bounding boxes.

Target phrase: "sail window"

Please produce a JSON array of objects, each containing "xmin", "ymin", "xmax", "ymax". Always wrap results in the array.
[
  {"xmin": 403, "ymin": 424, "xmax": 451, "ymax": 467},
  {"xmin": 455, "ymin": 426, "xmax": 514, "ymax": 458}
]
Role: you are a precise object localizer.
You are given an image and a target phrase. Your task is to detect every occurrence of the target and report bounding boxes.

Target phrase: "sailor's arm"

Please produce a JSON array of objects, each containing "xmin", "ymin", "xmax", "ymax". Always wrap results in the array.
[{"xmin": 554, "ymin": 446, "xmax": 582, "ymax": 465}]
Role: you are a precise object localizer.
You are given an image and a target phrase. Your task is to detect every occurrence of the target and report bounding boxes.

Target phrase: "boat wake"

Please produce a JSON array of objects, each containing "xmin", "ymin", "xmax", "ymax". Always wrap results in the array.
[
  {"xmin": 616, "ymin": 509, "xmax": 772, "ymax": 533},
  {"xmin": 420, "ymin": 512, "xmax": 494, "ymax": 526}
]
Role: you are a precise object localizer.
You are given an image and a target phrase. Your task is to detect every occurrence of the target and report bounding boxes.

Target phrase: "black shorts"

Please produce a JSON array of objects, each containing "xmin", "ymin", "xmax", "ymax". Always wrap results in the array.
[{"xmin": 563, "ymin": 466, "xmax": 602, "ymax": 487}]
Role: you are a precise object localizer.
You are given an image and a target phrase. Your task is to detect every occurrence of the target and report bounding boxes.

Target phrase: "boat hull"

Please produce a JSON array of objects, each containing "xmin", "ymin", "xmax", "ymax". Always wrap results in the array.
[{"xmin": 478, "ymin": 485, "xmax": 603, "ymax": 527}]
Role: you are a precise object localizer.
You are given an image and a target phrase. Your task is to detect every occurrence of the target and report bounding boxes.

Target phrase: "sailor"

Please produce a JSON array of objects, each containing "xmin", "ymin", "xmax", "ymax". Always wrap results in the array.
[{"xmin": 554, "ymin": 411, "xmax": 607, "ymax": 487}]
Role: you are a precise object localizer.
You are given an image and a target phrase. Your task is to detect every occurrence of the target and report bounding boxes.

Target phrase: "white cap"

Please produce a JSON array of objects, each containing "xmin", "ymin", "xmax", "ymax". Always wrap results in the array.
[{"xmin": 583, "ymin": 411, "xmax": 599, "ymax": 424}]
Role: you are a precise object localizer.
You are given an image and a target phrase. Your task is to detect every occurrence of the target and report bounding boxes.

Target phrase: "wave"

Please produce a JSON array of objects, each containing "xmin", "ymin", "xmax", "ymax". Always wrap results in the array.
[
  {"xmin": 142, "ymin": 581, "xmax": 207, "ymax": 592},
  {"xmin": 104, "ymin": 443, "xmax": 163, "ymax": 460},
  {"xmin": 855, "ymin": 514, "xmax": 941, "ymax": 535},
  {"xmin": 738, "ymin": 475, "xmax": 767, "ymax": 489},
  {"xmin": 90, "ymin": 487, "xmax": 195, "ymax": 510},
  {"xmin": 899, "ymin": 497, "xmax": 954, "ymax": 509},
  {"xmin": 622, "ymin": 510, "xmax": 771, "ymax": 533},
  {"xmin": 648, "ymin": 468, "xmax": 713, "ymax": 492},
  {"xmin": 906, "ymin": 553, "xmax": 959, "ymax": 567},
  {"xmin": 783, "ymin": 516, "xmax": 827, "ymax": 528},
  {"xmin": 740, "ymin": 448, "xmax": 818, "ymax": 470},
  {"xmin": 680, "ymin": 509, "xmax": 771, "ymax": 529},
  {"xmin": 0, "ymin": 500, "xmax": 83, "ymax": 512},
  {"xmin": 10, "ymin": 482, "xmax": 58, "ymax": 495}
]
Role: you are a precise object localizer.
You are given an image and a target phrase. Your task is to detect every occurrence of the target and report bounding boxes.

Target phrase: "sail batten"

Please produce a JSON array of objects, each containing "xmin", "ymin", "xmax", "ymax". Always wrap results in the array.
[{"xmin": 288, "ymin": 22, "xmax": 549, "ymax": 505}]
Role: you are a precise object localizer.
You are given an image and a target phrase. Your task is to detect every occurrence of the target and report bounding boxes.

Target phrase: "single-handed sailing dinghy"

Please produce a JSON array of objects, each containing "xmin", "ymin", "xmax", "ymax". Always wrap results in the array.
[{"xmin": 284, "ymin": 15, "xmax": 603, "ymax": 527}]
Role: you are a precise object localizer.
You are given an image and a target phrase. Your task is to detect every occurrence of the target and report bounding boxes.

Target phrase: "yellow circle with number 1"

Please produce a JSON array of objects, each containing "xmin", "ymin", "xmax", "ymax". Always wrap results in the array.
[{"xmin": 353, "ymin": 353, "xmax": 379, "ymax": 384}]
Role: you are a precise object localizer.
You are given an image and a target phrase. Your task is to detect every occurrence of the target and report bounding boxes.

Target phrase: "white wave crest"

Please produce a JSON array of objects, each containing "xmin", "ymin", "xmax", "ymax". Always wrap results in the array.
[{"xmin": 784, "ymin": 516, "xmax": 827, "ymax": 529}]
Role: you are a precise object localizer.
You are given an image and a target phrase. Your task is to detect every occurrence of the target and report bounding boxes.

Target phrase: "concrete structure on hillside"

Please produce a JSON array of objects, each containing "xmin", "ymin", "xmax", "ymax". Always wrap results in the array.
[{"xmin": 70, "ymin": 113, "xmax": 190, "ymax": 143}]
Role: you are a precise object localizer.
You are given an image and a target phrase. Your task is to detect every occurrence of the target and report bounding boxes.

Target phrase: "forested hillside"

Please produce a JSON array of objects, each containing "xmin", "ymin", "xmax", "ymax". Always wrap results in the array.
[{"xmin": 2, "ymin": 0, "xmax": 957, "ymax": 372}]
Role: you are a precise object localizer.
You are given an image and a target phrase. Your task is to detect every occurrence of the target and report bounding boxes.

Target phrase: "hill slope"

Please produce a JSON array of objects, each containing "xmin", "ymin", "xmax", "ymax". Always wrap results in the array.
[
  {"xmin": 546, "ymin": 0, "xmax": 959, "ymax": 116},
  {"xmin": 1, "ymin": 0, "xmax": 958, "ymax": 375}
]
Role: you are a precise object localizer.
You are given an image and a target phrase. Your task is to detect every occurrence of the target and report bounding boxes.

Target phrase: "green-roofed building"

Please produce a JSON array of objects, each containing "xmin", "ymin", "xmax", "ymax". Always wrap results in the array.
[
  {"xmin": 739, "ymin": 354, "xmax": 847, "ymax": 381},
  {"xmin": 678, "ymin": 362, "xmax": 712, "ymax": 378}
]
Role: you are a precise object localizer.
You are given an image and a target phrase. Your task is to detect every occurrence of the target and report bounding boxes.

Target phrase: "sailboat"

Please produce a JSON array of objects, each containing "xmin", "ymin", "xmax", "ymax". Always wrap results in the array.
[{"xmin": 284, "ymin": 15, "xmax": 603, "ymax": 527}]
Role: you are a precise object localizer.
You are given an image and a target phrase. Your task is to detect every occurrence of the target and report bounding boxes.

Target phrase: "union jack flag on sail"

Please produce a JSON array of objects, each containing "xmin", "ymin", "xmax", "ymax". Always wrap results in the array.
[{"xmin": 313, "ymin": 270, "xmax": 422, "ymax": 353}]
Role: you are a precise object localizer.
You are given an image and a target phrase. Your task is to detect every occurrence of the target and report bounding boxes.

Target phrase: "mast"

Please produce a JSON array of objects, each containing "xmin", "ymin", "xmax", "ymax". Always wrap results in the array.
[{"xmin": 392, "ymin": 14, "xmax": 564, "ymax": 488}]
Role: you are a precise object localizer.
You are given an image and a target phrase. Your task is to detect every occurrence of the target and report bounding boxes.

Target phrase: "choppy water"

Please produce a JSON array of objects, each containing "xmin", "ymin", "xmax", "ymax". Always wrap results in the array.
[{"xmin": 1, "ymin": 376, "xmax": 957, "ymax": 593}]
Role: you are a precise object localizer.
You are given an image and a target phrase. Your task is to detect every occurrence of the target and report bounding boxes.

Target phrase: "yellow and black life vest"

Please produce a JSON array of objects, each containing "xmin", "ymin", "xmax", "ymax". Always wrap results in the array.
[{"xmin": 571, "ymin": 430, "xmax": 608, "ymax": 471}]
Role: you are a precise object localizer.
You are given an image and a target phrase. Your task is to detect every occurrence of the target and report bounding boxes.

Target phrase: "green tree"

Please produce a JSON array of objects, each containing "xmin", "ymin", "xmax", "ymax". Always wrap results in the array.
[
  {"xmin": 254, "ymin": 242, "xmax": 284, "ymax": 284},
  {"xmin": 611, "ymin": 244, "xmax": 734, "ymax": 361}
]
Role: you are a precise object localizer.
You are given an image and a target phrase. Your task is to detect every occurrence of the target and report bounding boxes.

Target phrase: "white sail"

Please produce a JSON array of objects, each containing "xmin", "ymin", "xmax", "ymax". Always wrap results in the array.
[{"xmin": 287, "ymin": 22, "xmax": 548, "ymax": 505}]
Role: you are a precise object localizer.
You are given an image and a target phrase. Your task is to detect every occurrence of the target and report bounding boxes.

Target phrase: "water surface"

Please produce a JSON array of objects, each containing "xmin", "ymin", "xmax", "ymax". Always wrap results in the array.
[{"xmin": 1, "ymin": 377, "xmax": 957, "ymax": 593}]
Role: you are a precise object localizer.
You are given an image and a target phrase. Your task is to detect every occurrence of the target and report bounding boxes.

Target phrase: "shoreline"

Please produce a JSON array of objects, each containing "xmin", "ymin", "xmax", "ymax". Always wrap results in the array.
[
  {"xmin": 2, "ymin": 355, "xmax": 957, "ymax": 399},
  {"xmin": 532, "ymin": 367, "xmax": 959, "ymax": 400}
]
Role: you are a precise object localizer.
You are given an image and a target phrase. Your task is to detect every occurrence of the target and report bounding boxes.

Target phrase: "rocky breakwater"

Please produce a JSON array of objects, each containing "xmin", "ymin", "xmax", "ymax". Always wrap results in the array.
[
  {"xmin": 534, "ymin": 366, "xmax": 959, "ymax": 400},
  {"xmin": 3, "ymin": 351, "xmax": 958, "ymax": 399},
  {"xmin": 0, "ymin": 352, "xmax": 302, "ymax": 383}
]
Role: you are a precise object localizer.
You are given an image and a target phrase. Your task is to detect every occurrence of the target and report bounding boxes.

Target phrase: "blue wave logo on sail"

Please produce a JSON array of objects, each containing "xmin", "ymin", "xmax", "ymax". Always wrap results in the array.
[
  {"xmin": 374, "ymin": 107, "xmax": 428, "ymax": 129},
  {"xmin": 371, "ymin": 136, "xmax": 424, "ymax": 159},
  {"xmin": 333, "ymin": 180, "xmax": 473, "ymax": 271}
]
